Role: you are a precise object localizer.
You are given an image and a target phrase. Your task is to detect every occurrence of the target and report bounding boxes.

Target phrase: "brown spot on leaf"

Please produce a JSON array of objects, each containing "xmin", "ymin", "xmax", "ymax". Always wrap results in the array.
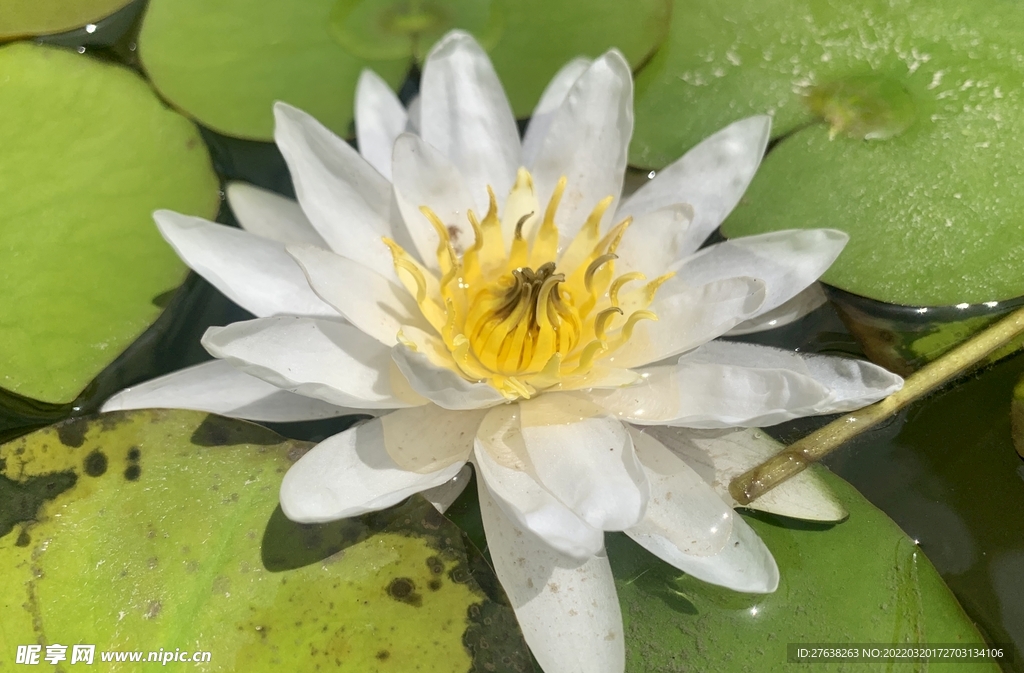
[
  {"xmin": 84, "ymin": 450, "xmax": 107, "ymax": 477},
  {"xmin": 387, "ymin": 577, "xmax": 422, "ymax": 607}
]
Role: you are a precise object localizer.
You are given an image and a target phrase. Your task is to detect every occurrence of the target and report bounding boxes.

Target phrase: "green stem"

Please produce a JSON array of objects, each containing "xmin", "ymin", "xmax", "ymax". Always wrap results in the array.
[{"xmin": 728, "ymin": 304, "xmax": 1024, "ymax": 505}]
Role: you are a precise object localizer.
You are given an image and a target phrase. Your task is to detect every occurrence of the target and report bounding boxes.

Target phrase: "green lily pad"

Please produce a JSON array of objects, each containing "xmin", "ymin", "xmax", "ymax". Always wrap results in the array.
[
  {"xmin": 329, "ymin": 0, "xmax": 502, "ymax": 62},
  {"xmin": 0, "ymin": 410, "xmax": 533, "ymax": 672},
  {"xmin": 488, "ymin": 0, "xmax": 671, "ymax": 118},
  {"xmin": 631, "ymin": 0, "xmax": 969, "ymax": 167},
  {"xmin": 138, "ymin": 0, "xmax": 670, "ymax": 141},
  {"xmin": 633, "ymin": 0, "xmax": 1024, "ymax": 306},
  {"xmin": 0, "ymin": 43, "xmax": 219, "ymax": 406},
  {"xmin": 613, "ymin": 469, "xmax": 1000, "ymax": 671},
  {"xmin": 0, "ymin": 0, "xmax": 133, "ymax": 40},
  {"xmin": 448, "ymin": 464, "xmax": 997, "ymax": 671},
  {"xmin": 138, "ymin": 0, "xmax": 411, "ymax": 141}
]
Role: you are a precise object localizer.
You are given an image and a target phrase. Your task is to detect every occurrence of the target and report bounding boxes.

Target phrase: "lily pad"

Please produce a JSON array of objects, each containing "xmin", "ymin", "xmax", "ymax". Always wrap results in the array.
[
  {"xmin": 0, "ymin": 0, "xmax": 133, "ymax": 40},
  {"xmin": 137, "ymin": 0, "xmax": 411, "ymax": 141},
  {"xmin": 488, "ymin": 0, "xmax": 671, "ymax": 118},
  {"xmin": 631, "ymin": 0, "xmax": 979, "ymax": 166},
  {"xmin": 447, "ymin": 464, "xmax": 998, "ymax": 671},
  {"xmin": 0, "ymin": 43, "xmax": 219, "ymax": 406},
  {"xmin": 0, "ymin": 410, "xmax": 533, "ymax": 672},
  {"xmin": 613, "ymin": 470, "xmax": 1000, "ymax": 671},
  {"xmin": 138, "ymin": 0, "xmax": 670, "ymax": 141},
  {"xmin": 328, "ymin": 0, "xmax": 502, "ymax": 62},
  {"xmin": 634, "ymin": 0, "xmax": 1024, "ymax": 306}
]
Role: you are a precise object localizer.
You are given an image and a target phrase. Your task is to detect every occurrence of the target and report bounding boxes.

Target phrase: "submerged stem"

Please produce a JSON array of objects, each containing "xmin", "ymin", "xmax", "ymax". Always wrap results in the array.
[{"xmin": 729, "ymin": 304, "xmax": 1024, "ymax": 505}]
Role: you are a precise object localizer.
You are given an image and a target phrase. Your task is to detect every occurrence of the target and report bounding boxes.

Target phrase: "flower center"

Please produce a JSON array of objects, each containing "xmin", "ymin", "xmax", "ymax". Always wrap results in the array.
[
  {"xmin": 464, "ymin": 261, "xmax": 579, "ymax": 375},
  {"xmin": 384, "ymin": 168, "xmax": 672, "ymax": 400}
]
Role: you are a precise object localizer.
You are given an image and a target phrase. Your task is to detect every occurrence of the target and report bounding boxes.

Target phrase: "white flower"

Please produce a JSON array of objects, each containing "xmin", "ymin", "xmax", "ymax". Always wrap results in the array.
[{"xmin": 104, "ymin": 31, "xmax": 903, "ymax": 673}]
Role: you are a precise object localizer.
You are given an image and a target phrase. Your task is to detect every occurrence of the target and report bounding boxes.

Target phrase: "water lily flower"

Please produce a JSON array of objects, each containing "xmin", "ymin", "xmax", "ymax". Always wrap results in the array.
[{"xmin": 104, "ymin": 31, "xmax": 903, "ymax": 673}]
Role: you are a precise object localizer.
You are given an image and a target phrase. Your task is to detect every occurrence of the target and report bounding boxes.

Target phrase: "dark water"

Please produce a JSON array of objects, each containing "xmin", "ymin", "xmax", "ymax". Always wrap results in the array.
[{"xmin": 742, "ymin": 306, "xmax": 1024, "ymax": 669}]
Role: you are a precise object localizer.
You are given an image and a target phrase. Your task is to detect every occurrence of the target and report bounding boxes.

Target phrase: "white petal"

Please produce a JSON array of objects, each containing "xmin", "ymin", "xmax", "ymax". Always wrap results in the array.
[
  {"xmin": 273, "ymin": 102, "xmax": 396, "ymax": 278},
  {"xmin": 530, "ymin": 51, "xmax": 633, "ymax": 245},
  {"xmin": 226, "ymin": 182, "xmax": 327, "ymax": 247},
  {"xmin": 626, "ymin": 428, "xmax": 734, "ymax": 557},
  {"xmin": 606, "ymin": 277, "xmax": 766, "ymax": 369},
  {"xmin": 391, "ymin": 133, "xmax": 478, "ymax": 267},
  {"xmin": 588, "ymin": 356, "xmax": 831, "ymax": 429},
  {"xmin": 379, "ymin": 403, "xmax": 488, "ymax": 472},
  {"xmin": 477, "ymin": 480, "xmax": 625, "ymax": 673},
  {"xmin": 280, "ymin": 406, "xmax": 478, "ymax": 522},
  {"xmin": 630, "ymin": 491, "xmax": 779, "ymax": 593},
  {"xmin": 614, "ymin": 204, "xmax": 694, "ymax": 276},
  {"xmin": 474, "ymin": 405, "xmax": 605, "ymax": 560},
  {"xmin": 391, "ymin": 326, "xmax": 507, "ymax": 410},
  {"xmin": 597, "ymin": 341, "xmax": 901, "ymax": 428},
  {"xmin": 419, "ymin": 464, "xmax": 472, "ymax": 514},
  {"xmin": 556, "ymin": 366, "xmax": 641, "ymax": 392},
  {"xmin": 521, "ymin": 57, "xmax": 592, "ymax": 168},
  {"xmin": 673, "ymin": 229, "xmax": 848, "ymax": 318},
  {"xmin": 202, "ymin": 316, "xmax": 424, "ymax": 409},
  {"xmin": 617, "ymin": 116, "xmax": 771, "ymax": 256},
  {"xmin": 420, "ymin": 31, "xmax": 520, "ymax": 214},
  {"xmin": 682, "ymin": 341, "xmax": 903, "ymax": 413},
  {"xmin": 154, "ymin": 210, "xmax": 337, "ymax": 318},
  {"xmin": 727, "ymin": 284, "xmax": 828, "ymax": 335},
  {"xmin": 519, "ymin": 395, "xmax": 648, "ymax": 531},
  {"xmin": 355, "ymin": 69, "xmax": 407, "ymax": 181},
  {"xmin": 288, "ymin": 245, "xmax": 429, "ymax": 346},
  {"xmin": 100, "ymin": 360, "xmax": 361, "ymax": 422},
  {"xmin": 645, "ymin": 425, "xmax": 847, "ymax": 522}
]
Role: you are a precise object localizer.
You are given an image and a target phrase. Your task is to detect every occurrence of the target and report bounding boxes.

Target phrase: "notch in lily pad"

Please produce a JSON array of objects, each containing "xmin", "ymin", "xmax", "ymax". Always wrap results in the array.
[
  {"xmin": 805, "ymin": 74, "xmax": 917, "ymax": 141},
  {"xmin": 329, "ymin": 0, "xmax": 502, "ymax": 60}
]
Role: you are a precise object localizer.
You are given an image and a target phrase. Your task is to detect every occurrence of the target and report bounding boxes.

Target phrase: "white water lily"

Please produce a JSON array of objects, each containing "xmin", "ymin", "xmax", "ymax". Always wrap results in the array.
[{"xmin": 103, "ymin": 31, "xmax": 903, "ymax": 673}]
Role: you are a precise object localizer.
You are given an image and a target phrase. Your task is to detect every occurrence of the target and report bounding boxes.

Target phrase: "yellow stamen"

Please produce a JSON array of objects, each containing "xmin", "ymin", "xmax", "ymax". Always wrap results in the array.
[
  {"xmin": 382, "ymin": 169, "xmax": 674, "ymax": 400},
  {"xmin": 593, "ymin": 307, "xmax": 624, "ymax": 341},
  {"xmin": 529, "ymin": 177, "xmax": 566, "ymax": 268},
  {"xmin": 610, "ymin": 272, "xmax": 645, "ymax": 307},
  {"xmin": 420, "ymin": 206, "xmax": 459, "ymax": 276}
]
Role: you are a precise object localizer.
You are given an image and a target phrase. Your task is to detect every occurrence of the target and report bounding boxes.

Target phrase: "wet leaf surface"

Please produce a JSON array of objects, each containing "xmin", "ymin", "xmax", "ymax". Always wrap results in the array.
[
  {"xmin": 642, "ymin": 0, "xmax": 1024, "ymax": 305},
  {"xmin": 0, "ymin": 410, "xmax": 533, "ymax": 672}
]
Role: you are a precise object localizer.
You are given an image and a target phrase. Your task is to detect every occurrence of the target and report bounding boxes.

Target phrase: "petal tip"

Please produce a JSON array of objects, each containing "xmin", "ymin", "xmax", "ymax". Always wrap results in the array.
[{"xmin": 426, "ymin": 29, "xmax": 482, "ymax": 60}]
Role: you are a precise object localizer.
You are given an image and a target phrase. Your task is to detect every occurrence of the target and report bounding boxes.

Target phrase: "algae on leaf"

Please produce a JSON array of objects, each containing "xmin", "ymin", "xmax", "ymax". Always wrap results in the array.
[
  {"xmin": 0, "ymin": 43, "xmax": 219, "ymax": 406},
  {"xmin": 0, "ymin": 410, "xmax": 534, "ymax": 673}
]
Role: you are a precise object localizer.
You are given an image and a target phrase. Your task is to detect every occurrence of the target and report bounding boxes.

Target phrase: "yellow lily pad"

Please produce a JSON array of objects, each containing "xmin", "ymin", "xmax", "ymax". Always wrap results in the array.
[{"xmin": 0, "ymin": 410, "xmax": 532, "ymax": 672}]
